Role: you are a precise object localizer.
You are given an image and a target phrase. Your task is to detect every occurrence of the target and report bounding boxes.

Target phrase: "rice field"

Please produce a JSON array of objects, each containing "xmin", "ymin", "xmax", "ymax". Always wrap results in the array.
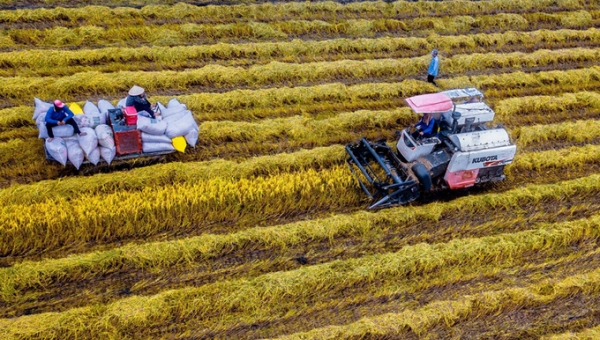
[{"xmin": 1, "ymin": 0, "xmax": 600, "ymax": 339}]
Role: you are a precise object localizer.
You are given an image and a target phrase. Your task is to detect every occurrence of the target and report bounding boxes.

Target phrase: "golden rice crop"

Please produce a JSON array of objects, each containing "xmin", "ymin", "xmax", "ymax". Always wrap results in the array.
[
  {"xmin": 0, "ymin": 145, "xmax": 346, "ymax": 206},
  {"xmin": 495, "ymin": 91, "xmax": 600, "ymax": 123},
  {"xmin": 2, "ymin": 48, "xmax": 599, "ymax": 105},
  {"xmin": 2, "ymin": 211, "xmax": 600, "ymax": 339},
  {"xmin": 542, "ymin": 325, "xmax": 600, "ymax": 340},
  {"xmin": 2, "ymin": 28, "xmax": 598, "ymax": 78},
  {"xmin": 515, "ymin": 118, "xmax": 600, "ymax": 147},
  {"xmin": 0, "ymin": 9, "xmax": 597, "ymax": 50},
  {"xmin": 0, "ymin": 166, "xmax": 361, "ymax": 257},
  {"xmin": 0, "ymin": 0, "xmax": 587, "ymax": 27},
  {"xmin": 278, "ymin": 267, "xmax": 600, "ymax": 339},
  {"xmin": 4, "ymin": 171, "xmax": 600, "ymax": 304}
]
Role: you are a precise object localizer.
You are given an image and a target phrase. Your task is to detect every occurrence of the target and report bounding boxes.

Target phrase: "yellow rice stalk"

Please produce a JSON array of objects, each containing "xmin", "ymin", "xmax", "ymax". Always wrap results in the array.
[
  {"xmin": 0, "ymin": 166, "xmax": 361, "ymax": 257},
  {"xmin": 495, "ymin": 91, "xmax": 600, "ymax": 123},
  {"xmin": 0, "ymin": 0, "xmax": 587, "ymax": 27},
  {"xmin": 0, "ymin": 145, "xmax": 346, "ymax": 206},
  {"xmin": 542, "ymin": 325, "xmax": 600, "ymax": 340},
  {"xmin": 0, "ymin": 28, "xmax": 600, "ymax": 76},
  {"xmin": 2, "ymin": 211, "xmax": 600, "ymax": 339},
  {"xmin": 1, "ymin": 48, "xmax": 599, "ymax": 105},
  {"xmin": 0, "ymin": 8, "xmax": 597, "ymax": 50},
  {"xmin": 3, "ymin": 172, "xmax": 600, "ymax": 303},
  {"xmin": 277, "ymin": 267, "xmax": 600, "ymax": 339}
]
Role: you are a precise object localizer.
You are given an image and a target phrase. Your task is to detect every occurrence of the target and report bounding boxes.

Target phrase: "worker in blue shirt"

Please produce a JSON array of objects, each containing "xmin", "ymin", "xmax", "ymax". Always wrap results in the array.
[
  {"xmin": 427, "ymin": 49, "xmax": 439, "ymax": 86},
  {"xmin": 45, "ymin": 100, "xmax": 86, "ymax": 142},
  {"xmin": 411, "ymin": 113, "xmax": 436, "ymax": 139}
]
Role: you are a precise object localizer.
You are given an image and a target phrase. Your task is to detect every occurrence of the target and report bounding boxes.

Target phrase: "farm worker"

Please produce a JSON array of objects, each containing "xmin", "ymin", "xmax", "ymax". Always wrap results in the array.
[
  {"xmin": 427, "ymin": 49, "xmax": 439, "ymax": 87},
  {"xmin": 411, "ymin": 113, "xmax": 436, "ymax": 139},
  {"xmin": 126, "ymin": 85, "xmax": 156, "ymax": 118},
  {"xmin": 45, "ymin": 100, "xmax": 86, "ymax": 142}
]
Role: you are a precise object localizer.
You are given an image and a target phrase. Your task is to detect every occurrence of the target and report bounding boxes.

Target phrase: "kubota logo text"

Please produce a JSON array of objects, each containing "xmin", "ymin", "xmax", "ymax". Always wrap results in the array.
[{"xmin": 472, "ymin": 155, "xmax": 497, "ymax": 164}]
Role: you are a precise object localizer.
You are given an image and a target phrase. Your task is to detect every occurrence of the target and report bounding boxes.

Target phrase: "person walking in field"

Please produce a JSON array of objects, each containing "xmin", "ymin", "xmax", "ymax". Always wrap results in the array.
[
  {"xmin": 45, "ymin": 99, "xmax": 86, "ymax": 142},
  {"xmin": 427, "ymin": 49, "xmax": 439, "ymax": 87}
]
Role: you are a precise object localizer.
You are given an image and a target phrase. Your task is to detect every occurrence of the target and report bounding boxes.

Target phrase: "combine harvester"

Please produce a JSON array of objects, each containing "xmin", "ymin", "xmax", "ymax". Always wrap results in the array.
[{"xmin": 346, "ymin": 88, "xmax": 516, "ymax": 210}]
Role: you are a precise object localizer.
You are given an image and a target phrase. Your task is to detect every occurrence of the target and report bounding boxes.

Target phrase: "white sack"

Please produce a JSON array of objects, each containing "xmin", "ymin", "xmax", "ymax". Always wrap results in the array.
[
  {"xmin": 78, "ymin": 127, "xmax": 98, "ymax": 156},
  {"xmin": 83, "ymin": 101, "xmax": 101, "ymax": 115},
  {"xmin": 66, "ymin": 140, "xmax": 85, "ymax": 170},
  {"xmin": 141, "ymin": 132, "xmax": 172, "ymax": 144},
  {"xmin": 99, "ymin": 146, "xmax": 116, "ymax": 165},
  {"xmin": 156, "ymin": 101, "xmax": 167, "ymax": 115},
  {"xmin": 184, "ymin": 129, "xmax": 199, "ymax": 147},
  {"xmin": 37, "ymin": 120, "xmax": 74, "ymax": 139},
  {"xmin": 97, "ymin": 99, "xmax": 115, "ymax": 114},
  {"xmin": 142, "ymin": 142, "xmax": 175, "ymax": 153},
  {"xmin": 73, "ymin": 113, "xmax": 105, "ymax": 129},
  {"xmin": 45, "ymin": 137, "xmax": 68, "ymax": 166},
  {"xmin": 164, "ymin": 110, "xmax": 197, "ymax": 138},
  {"xmin": 86, "ymin": 147, "xmax": 100, "ymax": 165},
  {"xmin": 161, "ymin": 103, "xmax": 186, "ymax": 118},
  {"xmin": 168, "ymin": 98, "xmax": 183, "ymax": 108},
  {"xmin": 117, "ymin": 98, "xmax": 127, "ymax": 108},
  {"xmin": 137, "ymin": 115, "xmax": 167, "ymax": 135},
  {"xmin": 95, "ymin": 124, "xmax": 115, "ymax": 149},
  {"xmin": 33, "ymin": 98, "xmax": 52, "ymax": 120}
]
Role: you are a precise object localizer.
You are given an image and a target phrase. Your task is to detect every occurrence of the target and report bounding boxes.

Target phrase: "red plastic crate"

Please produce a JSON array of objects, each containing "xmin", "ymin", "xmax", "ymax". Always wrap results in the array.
[
  {"xmin": 124, "ymin": 106, "xmax": 138, "ymax": 125},
  {"xmin": 114, "ymin": 129, "xmax": 142, "ymax": 155}
]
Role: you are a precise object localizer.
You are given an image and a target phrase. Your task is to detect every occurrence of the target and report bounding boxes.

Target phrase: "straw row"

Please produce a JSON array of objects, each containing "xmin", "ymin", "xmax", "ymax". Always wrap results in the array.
[
  {"xmin": 3, "ymin": 171, "xmax": 600, "ymax": 306},
  {"xmin": 2, "ymin": 9, "xmax": 598, "ymax": 50},
  {"xmin": 0, "ymin": 0, "xmax": 589, "ymax": 26},
  {"xmin": 2, "ymin": 210, "xmax": 600, "ymax": 339},
  {"xmin": 1, "ymin": 47, "xmax": 599, "ymax": 106}
]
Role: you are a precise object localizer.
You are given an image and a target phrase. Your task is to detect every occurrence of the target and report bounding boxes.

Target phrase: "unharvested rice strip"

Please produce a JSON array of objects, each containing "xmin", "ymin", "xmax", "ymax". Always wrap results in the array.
[
  {"xmin": 277, "ymin": 267, "xmax": 600, "ymax": 340},
  {"xmin": 0, "ymin": 47, "xmax": 598, "ymax": 107},
  {"xmin": 543, "ymin": 324, "xmax": 600, "ymax": 340},
  {"xmin": 495, "ymin": 91, "xmax": 600, "ymax": 123},
  {"xmin": 0, "ymin": 0, "xmax": 590, "ymax": 27},
  {"xmin": 1, "ymin": 66, "xmax": 596, "ymax": 130},
  {"xmin": 0, "ymin": 145, "xmax": 347, "ymax": 206},
  {"xmin": 514, "ymin": 117, "xmax": 600, "ymax": 148},
  {"xmin": 4, "ymin": 196, "xmax": 600, "ymax": 318},
  {"xmin": 3, "ymin": 28, "xmax": 599, "ymax": 78},
  {"xmin": 0, "ymin": 165, "xmax": 364, "ymax": 258},
  {"xmin": 3, "ymin": 162, "xmax": 600, "ymax": 300},
  {"xmin": 2, "ymin": 213, "xmax": 600, "ymax": 339},
  {"xmin": 1, "ymin": 9, "xmax": 598, "ymax": 51}
]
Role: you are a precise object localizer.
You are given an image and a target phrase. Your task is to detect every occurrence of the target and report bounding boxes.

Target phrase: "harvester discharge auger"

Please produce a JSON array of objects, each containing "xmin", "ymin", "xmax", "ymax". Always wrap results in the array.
[{"xmin": 346, "ymin": 88, "xmax": 517, "ymax": 210}]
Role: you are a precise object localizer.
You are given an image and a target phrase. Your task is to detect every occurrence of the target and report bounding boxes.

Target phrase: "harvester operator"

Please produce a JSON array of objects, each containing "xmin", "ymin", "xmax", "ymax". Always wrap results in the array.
[{"xmin": 411, "ymin": 113, "xmax": 436, "ymax": 139}]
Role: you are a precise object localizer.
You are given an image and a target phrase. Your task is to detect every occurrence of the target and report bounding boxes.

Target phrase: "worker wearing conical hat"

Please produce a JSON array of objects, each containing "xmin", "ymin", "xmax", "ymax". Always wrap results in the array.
[{"xmin": 126, "ymin": 85, "xmax": 156, "ymax": 118}]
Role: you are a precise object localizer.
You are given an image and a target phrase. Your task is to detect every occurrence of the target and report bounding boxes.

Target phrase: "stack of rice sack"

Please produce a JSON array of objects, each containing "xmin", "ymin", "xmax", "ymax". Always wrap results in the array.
[
  {"xmin": 116, "ymin": 98, "xmax": 199, "ymax": 153},
  {"xmin": 33, "ymin": 98, "xmax": 117, "ymax": 169}
]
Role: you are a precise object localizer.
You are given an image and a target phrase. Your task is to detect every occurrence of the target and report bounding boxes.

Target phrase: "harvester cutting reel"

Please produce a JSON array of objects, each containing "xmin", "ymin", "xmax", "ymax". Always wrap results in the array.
[{"xmin": 346, "ymin": 138, "xmax": 421, "ymax": 210}]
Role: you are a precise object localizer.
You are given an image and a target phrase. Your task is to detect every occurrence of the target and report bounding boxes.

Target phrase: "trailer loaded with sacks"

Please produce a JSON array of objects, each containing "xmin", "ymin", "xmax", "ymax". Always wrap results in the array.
[{"xmin": 32, "ymin": 97, "xmax": 199, "ymax": 169}]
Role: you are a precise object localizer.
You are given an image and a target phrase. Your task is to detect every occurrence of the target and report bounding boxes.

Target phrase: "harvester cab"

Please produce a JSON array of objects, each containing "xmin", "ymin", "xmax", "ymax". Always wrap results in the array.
[{"xmin": 346, "ymin": 88, "xmax": 516, "ymax": 210}]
